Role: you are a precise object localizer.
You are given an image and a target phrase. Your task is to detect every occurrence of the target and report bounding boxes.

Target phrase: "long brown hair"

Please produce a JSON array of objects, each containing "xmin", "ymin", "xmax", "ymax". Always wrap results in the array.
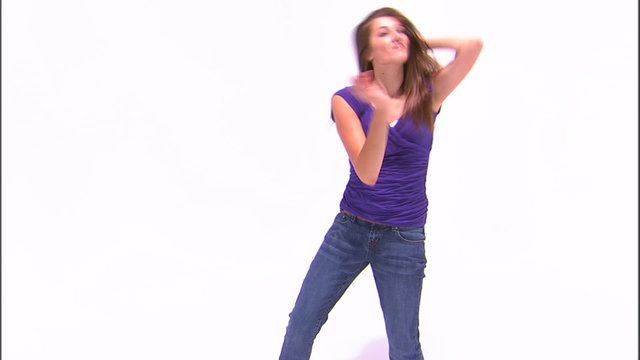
[{"xmin": 355, "ymin": 7, "xmax": 442, "ymax": 131}]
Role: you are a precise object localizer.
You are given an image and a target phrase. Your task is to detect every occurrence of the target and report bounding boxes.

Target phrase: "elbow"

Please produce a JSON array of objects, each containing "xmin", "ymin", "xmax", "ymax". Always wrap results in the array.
[
  {"xmin": 362, "ymin": 179, "xmax": 378, "ymax": 187},
  {"xmin": 353, "ymin": 161, "xmax": 380, "ymax": 186},
  {"xmin": 468, "ymin": 38, "xmax": 483, "ymax": 51},
  {"xmin": 358, "ymin": 174, "xmax": 379, "ymax": 186}
]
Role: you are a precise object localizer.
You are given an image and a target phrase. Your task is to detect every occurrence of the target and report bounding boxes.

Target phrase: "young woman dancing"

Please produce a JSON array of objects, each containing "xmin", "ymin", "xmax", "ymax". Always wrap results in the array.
[{"xmin": 279, "ymin": 7, "xmax": 482, "ymax": 360}]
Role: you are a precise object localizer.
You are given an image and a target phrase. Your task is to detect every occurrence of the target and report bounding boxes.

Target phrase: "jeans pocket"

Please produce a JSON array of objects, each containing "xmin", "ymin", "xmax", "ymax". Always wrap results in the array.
[{"xmin": 394, "ymin": 226, "xmax": 426, "ymax": 243}]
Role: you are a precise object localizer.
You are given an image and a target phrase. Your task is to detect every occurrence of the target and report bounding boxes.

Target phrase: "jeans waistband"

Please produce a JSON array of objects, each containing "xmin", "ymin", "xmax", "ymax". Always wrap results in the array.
[
  {"xmin": 340, "ymin": 209, "xmax": 402, "ymax": 230},
  {"xmin": 339, "ymin": 209, "xmax": 426, "ymax": 231}
]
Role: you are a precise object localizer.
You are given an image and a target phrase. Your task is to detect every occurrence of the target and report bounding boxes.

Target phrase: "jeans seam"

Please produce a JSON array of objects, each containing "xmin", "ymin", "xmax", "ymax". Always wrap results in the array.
[{"xmin": 309, "ymin": 271, "xmax": 361, "ymax": 348}]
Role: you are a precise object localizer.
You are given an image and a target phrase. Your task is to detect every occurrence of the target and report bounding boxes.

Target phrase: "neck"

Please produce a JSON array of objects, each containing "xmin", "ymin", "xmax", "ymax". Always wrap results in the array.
[{"xmin": 372, "ymin": 63, "xmax": 404, "ymax": 98}]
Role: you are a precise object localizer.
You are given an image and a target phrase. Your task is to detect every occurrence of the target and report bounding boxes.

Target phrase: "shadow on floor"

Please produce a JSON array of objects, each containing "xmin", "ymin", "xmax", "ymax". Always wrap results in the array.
[{"xmin": 349, "ymin": 337, "xmax": 388, "ymax": 360}]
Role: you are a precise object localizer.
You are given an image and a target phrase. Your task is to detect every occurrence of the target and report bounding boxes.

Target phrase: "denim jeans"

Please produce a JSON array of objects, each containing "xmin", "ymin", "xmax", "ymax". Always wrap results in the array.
[{"xmin": 279, "ymin": 211, "xmax": 427, "ymax": 360}]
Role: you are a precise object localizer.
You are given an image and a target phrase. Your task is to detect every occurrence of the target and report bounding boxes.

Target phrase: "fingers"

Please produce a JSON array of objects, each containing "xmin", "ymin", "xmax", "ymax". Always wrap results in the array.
[
  {"xmin": 351, "ymin": 70, "xmax": 374, "ymax": 87},
  {"xmin": 351, "ymin": 71, "xmax": 373, "ymax": 103},
  {"xmin": 358, "ymin": 70, "xmax": 374, "ymax": 81}
]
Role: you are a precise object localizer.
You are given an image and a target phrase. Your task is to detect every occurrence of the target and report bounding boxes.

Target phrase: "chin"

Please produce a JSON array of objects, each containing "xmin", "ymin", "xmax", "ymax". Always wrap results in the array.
[{"xmin": 396, "ymin": 55, "xmax": 409, "ymax": 64}]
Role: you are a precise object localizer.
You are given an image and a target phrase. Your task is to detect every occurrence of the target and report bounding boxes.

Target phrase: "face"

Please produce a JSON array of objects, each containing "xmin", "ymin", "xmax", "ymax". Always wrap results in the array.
[{"xmin": 367, "ymin": 16, "xmax": 410, "ymax": 66}]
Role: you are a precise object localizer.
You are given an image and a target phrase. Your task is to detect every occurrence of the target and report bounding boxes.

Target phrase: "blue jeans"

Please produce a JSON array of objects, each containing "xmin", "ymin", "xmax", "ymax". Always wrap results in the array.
[{"xmin": 279, "ymin": 211, "xmax": 427, "ymax": 360}]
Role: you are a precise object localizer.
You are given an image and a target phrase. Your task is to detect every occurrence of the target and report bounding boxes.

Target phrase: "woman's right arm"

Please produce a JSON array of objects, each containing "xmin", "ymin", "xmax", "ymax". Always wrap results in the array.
[
  {"xmin": 332, "ymin": 78, "xmax": 404, "ymax": 186},
  {"xmin": 332, "ymin": 95, "xmax": 391, "ymax": 186}
]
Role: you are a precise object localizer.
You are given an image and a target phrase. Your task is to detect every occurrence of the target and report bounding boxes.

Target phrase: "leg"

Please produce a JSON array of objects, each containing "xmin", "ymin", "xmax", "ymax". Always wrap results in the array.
[
  {"xmin": 279, "ymin": 213, "xmax": 369, "ymax": 360},
  {"xmin": 370, "ymin": 226, "xmax": 427, "ymax": 360}
]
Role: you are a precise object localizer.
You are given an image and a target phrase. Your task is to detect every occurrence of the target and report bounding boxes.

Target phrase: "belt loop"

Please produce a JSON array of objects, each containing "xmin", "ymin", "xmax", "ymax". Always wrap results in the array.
[{"xmin": 340, "ymin": 209, "xmax": 356, "ymax": 222}]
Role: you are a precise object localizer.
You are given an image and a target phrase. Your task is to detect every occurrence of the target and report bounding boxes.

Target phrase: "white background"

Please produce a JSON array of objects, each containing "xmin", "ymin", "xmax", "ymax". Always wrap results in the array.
[{"xmin": 2, "ymin": 0, "xmax": 637, "ymax": 359}]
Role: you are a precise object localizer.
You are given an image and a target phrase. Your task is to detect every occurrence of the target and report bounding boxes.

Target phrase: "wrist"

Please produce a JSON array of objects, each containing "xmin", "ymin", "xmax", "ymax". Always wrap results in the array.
[{"xmin": 375, "ymin": 101, "xmax": 403, "ymax": 120}]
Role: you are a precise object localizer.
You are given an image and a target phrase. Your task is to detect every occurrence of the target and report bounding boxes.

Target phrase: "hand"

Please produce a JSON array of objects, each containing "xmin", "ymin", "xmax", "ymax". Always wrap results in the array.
[
  {"xmin": 351, "ymin": 71, "xmax": 405, "ymax": 120},
  {"xmin": 351, "ymin": 71, "xmax": 387, "ymax": 107}
]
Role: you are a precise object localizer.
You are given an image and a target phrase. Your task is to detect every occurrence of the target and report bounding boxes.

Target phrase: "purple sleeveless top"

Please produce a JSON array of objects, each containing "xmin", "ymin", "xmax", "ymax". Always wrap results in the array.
[{"xmin": 331, "ymin": 86, "xmax": 438, "ymax": 226}]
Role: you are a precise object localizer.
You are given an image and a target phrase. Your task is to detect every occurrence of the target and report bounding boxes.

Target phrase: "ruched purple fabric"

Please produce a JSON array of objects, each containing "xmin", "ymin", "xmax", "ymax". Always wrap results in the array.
[{"xmin": 331, "ymin": 86, "xmax": 437, "ymax": 226}]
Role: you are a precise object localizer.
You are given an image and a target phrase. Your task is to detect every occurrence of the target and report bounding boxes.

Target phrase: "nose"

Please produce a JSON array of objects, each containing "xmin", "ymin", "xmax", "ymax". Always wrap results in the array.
[
  {"xmin": 392, "ymin": 31, "xmax": 404, "ymax": 44},
  {"xmin": 392, "ymin": 29, "xmax": 405, "ymax": 42}
]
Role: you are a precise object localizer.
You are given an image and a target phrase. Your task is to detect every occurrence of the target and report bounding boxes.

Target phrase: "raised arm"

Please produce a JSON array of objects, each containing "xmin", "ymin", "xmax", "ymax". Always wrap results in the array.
[
  {"xmin": 332, "ymin": 72, "xmax": 405, "ymax": 186},
  {"xmin": 426, "ymin": 38, "xmax": 483, "ymax": 111}
]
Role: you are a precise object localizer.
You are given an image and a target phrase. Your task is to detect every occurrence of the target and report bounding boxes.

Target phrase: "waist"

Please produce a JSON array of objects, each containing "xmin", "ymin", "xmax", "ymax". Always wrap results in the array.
[
  {"xmin": 339, "ymin": 193, "xmax": 428, "ymax": 227},
  {"xmin": 340, "ymin": 209, "xmax": 389, "ymax": 226}
]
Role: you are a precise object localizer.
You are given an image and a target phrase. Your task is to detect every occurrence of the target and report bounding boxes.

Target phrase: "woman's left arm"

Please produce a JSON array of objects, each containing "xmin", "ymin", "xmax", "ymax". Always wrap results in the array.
[{"xmin": 425, "ymin": 38, "xmax": 483, "ymax": 111}]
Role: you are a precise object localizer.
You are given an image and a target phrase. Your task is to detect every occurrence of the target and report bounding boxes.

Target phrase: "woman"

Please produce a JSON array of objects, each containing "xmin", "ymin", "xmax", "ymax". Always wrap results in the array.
[{"xmin": 279, "ymin": 7, "xmax": 482, "ymax": 360}]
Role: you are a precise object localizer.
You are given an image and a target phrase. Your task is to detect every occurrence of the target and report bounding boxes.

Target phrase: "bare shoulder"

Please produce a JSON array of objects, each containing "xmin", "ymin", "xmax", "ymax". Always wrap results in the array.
[
  {"xmin": 331, "ymin": 94, "xmax": 366, "ymax": 165},
  {"xmin": 331, "ymin": 94, "xmax": 357, "ymax": 123}
]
